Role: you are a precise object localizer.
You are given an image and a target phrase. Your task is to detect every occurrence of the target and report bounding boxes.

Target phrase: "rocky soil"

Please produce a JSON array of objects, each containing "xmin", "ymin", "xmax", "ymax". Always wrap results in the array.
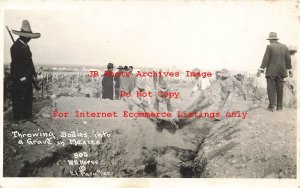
[
  {"xmin": 3, "ymin": 93, "xmax": 296, "ymax": 178},
  {"xmin": 2, "ymin": 79, "xmax": 296, "ymax": 178}
]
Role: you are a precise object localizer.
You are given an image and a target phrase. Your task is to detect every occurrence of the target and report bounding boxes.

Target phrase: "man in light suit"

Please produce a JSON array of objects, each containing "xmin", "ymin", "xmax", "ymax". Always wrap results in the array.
[{"xmin": 257, "ymin": 32, "xmax": 292, "ymax": 112}]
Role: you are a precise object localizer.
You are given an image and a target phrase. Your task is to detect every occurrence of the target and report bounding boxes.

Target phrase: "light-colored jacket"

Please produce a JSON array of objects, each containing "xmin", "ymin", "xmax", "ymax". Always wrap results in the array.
[
  {"xmin": 220, "ymin": 76, "xmax": 245, "ymax": 100},
  {"xmin": 131, "ymin": 87, "xmax": 151, "ymax": 106}
]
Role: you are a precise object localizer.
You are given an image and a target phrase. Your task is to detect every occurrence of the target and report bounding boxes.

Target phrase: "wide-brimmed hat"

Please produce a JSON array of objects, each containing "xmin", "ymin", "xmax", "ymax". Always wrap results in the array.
[
  {"xmin": 12, "ymin": 20, "xmax": 41, "ymax": 39},
  {"xmin": 219, "ymin": 68, "xmax": 231, "ymax": 78},
  {"xmin": 136, "ymin": 79, "xmax": 146, "ymax": 89},
  {"xmin": 107, "ymin": 63, "xmax": 114, "ymax": 68},
  {"xmin": 267, "ymin": 32, "xmax": 279, "ymax": 40},
  {"xmin": 117, "ymin": 65, "xmax": 123, "ymax": 69},
  {"xmin": 159, "ymin": 80, "xmax": 168, "ymax": 90},
  {"xmin": 288, "ymin": 45, "xmax": 297, "ymax": 52}
]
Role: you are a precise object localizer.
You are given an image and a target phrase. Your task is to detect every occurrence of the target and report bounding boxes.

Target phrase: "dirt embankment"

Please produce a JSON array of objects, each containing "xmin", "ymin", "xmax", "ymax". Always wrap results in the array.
[
  {"xmin": 195, "ymin": 108, "xmax": 296, "ymax": 178},
  {"xmin": 4, "ymin": 97, "xmax": 206, "ymax": 177},
  {"xmin": 3, "ymin": 96, "xmax": 296, "ymax": 178}
]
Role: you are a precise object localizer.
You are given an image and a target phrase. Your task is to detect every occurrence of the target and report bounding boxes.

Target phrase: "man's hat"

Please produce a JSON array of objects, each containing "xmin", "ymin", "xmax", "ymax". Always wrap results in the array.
[
  {"xmin": 12, "ymin": 20, "xmax": 41, "ymax": 39},
  {"xmin": 107, "ymin": 63, "xmax": 114, "ymax": 68},
  {"xmin": 117, "ymin": 65, "xmax": 123, "ymax": 69},
  {"xmin": 219, "ymin": 68, "xmax": 231, "ymax": 78},
  {"xmin": 267, "ymin": 32, "xmax": 279, "ymax": 40},
  {"xmin": 288, "ymin": 45, "xmax": 297, "ymax": 52},
  {"xmin": 123, "ymin": 66, "xmax": 129, "ymax": 71},
  {"xmin": 136, "ymin": 79, "xmax": 146, "ymax": 89}
]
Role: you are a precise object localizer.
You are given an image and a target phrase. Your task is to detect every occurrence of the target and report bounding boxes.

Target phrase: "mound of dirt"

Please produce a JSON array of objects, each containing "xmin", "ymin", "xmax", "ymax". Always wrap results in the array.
[
  {"xmin": 3, "ymin": 95, "xmax": 296, "ymax": 178},
  {"xmin": 195, "ymin": 108, "xmax": 296, "ymax": 178},
  {"xmin": 4, "ymin": 97, "xmax": 208, "ymax": 177}
]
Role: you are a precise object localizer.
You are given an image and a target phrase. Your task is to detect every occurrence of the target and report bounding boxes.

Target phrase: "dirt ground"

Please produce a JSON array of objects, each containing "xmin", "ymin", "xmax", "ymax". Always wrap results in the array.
[
  {"xmin": 3, "ymin": 81, "xmax": 297, "ymax": 178},
  {"xmin": 196, "ymin": 108, "xmax": 296, "ymax": 178}
]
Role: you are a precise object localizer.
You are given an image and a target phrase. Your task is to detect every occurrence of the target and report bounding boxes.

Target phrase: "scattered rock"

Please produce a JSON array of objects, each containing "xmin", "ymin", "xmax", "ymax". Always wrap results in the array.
[
  {"xmin": 178, "ymin": 150, "xmax": 196, "ymax": 162},
  {"xmin": 50, "ymin": 94, "xmax": 57, "ymax": 99},
  {"xmin": 42, "ymin": 113, "xmax": 51, "ymax": 118}
]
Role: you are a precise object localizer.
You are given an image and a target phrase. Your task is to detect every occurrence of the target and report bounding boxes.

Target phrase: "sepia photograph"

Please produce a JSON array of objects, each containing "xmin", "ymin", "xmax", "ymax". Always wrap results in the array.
[{"xmin": 1, "ymin": 0, "xmax": 299, "ymax": 187}]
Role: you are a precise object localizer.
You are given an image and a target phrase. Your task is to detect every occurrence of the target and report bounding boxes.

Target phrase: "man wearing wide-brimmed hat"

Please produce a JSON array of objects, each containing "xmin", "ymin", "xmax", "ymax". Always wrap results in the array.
[
  {"xmin": 257, "ymin": 32, "xmax": 292, "ymax": 112},
  {"xmin": 216, "ymin": 68, "xmax": 246, "ymax": 117},
  {"xmin": 10, "ymin": 20, "xmax": 41, "ymax": 121},
  {"xmin": 102, "ymin": 63, "xmax": 114, "ymax": 100},
  {"xmin": 218, "ymin": 69, "xmax": 246, "ymax": 100}
]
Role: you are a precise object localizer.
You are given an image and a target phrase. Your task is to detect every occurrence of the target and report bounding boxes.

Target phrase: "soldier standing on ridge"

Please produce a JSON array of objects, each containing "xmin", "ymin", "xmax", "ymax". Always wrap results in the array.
[{"xmin": 10, "ymin": 20, "xmax": 41, "ymax": 121}]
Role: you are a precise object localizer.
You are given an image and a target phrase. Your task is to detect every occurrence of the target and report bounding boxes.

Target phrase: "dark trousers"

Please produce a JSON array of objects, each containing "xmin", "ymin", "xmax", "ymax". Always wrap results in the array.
[
  {"xmin": 266, "ymin": 76, "xmax": 284, "ymax": 109},
  {"xmin": 115, "ymin": 87, "xmax": 120, "ymax": 100},
  {"xmin": 102, "ymin": 89, "xmax": 113, "ymax": 100},
  {"xmin": 12, "ymin": 82, "xmax": 33, "ymax": 120}
]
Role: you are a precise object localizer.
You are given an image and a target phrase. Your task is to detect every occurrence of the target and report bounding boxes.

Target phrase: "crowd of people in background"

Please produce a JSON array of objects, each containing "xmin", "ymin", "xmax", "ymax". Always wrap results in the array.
[
  {"xmin": 99, "ymin": 34, "xmax": 297, "ymax": 127},
  {"xmin": 101, "ymin": 63, "xmax": 137, "ymax": 100}
]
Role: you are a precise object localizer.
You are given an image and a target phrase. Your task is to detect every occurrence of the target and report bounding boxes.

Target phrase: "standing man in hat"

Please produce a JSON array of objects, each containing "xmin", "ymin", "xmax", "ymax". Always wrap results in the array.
[
  {"xmin": 128, "ymin": 66, "xmax": 137, "ymax": 93},
  {"xmin": 10, "ymin": 20, "xmax": 41, "ymax": 121},
  {"xmin": 120, "ymin": 65, "xmax": 131, "ymax": 100},
  {"xmin": 257, "ymin": 32, "xmax": 292, "ymax": 112},
  {"xmin": 114, "ymin": 65, "xmax": 123, "ymax": 100},
  {"xmin": 102, "ymin": 63, "xmax": 114, "ymax": 100}
]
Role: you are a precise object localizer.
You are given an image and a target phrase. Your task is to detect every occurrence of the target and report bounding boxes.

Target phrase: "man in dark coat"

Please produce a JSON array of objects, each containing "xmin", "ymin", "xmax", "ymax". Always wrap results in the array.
[
  {"xmin": 102, "ymin": 63, "xmax": 114, "ymax": 100},
  {"xmin": 257, "ymin": 32, "xmax": 292, "ymax": 111},
  {"xmin": 10, "ymin": 20, "xmax": 41, "ymax": 120}
]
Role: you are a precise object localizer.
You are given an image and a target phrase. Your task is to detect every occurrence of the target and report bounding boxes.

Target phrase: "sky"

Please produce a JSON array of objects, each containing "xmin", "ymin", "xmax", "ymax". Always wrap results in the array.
[{"xmin": 3, "ymin": 1, "xmax": 300, "ymax": 71}]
